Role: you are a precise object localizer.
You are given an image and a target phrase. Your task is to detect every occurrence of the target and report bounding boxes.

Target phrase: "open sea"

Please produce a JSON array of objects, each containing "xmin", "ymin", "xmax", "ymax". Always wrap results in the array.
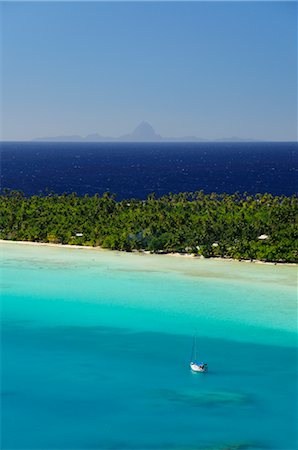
[
  {"xmin": 1, "ymin": 141, "xmax": 297, "ymax": 198},
  {"xmin": 1, "ymin": 242, "xmax": 297, "ymax": 450}
]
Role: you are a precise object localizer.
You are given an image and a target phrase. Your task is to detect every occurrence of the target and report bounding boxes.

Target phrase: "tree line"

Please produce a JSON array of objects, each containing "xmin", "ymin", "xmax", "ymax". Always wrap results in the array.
[{"xmin": 0, "ymin": 189, "xmax": 297, "ymax": 262}]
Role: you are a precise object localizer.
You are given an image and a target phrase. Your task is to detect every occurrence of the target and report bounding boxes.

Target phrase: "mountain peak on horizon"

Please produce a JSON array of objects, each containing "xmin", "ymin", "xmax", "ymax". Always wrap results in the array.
[
  {"xmin": 129, "ymin": 121, "xmax": 161, "ymax": 140},
  {"xmin": 133, "ymin": 121, "xmax": 154, "ymax": 132}
]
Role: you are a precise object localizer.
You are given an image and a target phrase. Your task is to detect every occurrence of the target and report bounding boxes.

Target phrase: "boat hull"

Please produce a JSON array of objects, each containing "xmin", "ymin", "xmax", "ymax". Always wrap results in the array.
[{"xmin": 190, "ymin": 362, "xmax": 208, "ymax": 373}]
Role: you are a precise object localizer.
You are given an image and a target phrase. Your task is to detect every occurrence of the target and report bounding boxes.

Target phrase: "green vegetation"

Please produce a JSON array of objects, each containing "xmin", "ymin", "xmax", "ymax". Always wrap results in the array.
[{"xmin": 0, "ymin": 190, "xmax": 297, "ymax": 262}]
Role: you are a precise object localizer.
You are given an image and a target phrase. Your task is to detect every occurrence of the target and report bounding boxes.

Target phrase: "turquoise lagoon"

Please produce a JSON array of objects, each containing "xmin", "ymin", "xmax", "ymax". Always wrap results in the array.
[{"xmin": 1, "ymin": 242, "xmax": 297, "ymax": 450}]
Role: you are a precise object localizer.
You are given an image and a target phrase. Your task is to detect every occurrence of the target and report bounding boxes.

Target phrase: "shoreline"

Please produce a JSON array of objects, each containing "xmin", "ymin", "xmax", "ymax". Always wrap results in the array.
[{"xmin": 1, "ymin": 239, "xmax": 296, "ymax": 267}]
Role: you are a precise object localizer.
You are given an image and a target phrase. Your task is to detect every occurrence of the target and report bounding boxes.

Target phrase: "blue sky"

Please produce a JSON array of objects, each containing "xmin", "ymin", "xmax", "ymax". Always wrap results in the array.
[{"xmin": 1, "ymin": 1, "xmax": 297, "ymax": 141}]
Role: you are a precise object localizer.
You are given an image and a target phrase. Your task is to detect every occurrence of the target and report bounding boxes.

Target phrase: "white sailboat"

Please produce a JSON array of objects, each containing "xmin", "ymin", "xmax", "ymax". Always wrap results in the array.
[{"xmin": 190, "ymin": 336, "xmax": 208, "ymax": 373}]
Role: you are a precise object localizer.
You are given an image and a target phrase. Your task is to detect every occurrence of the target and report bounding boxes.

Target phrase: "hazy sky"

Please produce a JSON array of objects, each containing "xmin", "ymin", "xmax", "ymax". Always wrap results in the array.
[{"xmin": 1, "ymin": 1, "xmax": 297, "ymax": 141}]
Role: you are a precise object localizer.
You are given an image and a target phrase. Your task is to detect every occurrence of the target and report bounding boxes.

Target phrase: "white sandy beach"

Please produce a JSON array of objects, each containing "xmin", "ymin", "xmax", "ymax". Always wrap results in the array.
[{"xmin": 0, "ymin": 239, "xmax": 296, "ymax": 266}]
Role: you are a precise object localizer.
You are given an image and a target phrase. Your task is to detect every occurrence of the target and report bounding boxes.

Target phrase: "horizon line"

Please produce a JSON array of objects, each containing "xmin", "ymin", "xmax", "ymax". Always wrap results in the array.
[{"xmin": 1, "ymin": 139, "xmax": 297, "ymax": 143}]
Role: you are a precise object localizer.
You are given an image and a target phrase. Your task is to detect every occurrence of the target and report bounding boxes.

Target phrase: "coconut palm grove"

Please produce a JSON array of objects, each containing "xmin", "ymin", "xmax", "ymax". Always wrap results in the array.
[{"xmin": 0, "ymin": 190, "xmax": 297, "ymax": 263}]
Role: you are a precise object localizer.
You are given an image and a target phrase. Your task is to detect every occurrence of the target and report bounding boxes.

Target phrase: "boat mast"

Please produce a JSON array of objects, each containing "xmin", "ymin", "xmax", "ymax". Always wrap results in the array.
[{"xmin": 190, "ymin": 336, "xmax": 197, "ymax": 362}]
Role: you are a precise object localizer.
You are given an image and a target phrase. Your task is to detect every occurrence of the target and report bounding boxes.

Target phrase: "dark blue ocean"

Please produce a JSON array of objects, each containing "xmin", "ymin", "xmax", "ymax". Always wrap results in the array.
[{"xmin": 1, "ymin": 141, "xmax": 297, "ymax": 198}]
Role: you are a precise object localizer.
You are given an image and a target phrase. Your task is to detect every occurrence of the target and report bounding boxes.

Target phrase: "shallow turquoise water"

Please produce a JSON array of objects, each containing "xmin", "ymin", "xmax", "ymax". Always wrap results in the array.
[{"xmin": 1, "ymin": 242, "xmax": 297, "ymax": 449}]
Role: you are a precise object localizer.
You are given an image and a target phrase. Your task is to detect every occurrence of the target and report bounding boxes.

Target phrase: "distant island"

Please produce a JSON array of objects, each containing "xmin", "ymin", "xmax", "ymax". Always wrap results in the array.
[
  {"xmin": 1, "ymin": 190, "xmax": 296, "ymax": 263},
  {"xmin": 34, "ymin": 122, "xmax": 259, "ymax": 143}
]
